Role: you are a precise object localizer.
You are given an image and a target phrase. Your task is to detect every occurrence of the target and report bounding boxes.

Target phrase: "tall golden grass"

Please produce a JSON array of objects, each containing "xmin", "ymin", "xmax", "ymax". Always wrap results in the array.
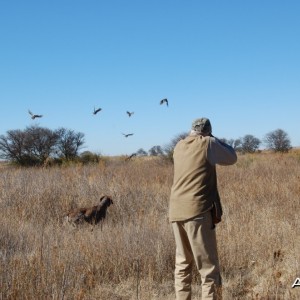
[{"xmin": 0, "ymin": 153, "xmax": 299, "ymax": 299}]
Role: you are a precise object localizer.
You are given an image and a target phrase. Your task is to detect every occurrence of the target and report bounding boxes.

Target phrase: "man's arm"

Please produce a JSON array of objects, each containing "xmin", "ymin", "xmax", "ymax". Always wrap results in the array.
[{"xmin": 207, "ymin": 137, "xmax": 237, "ymax": 166}]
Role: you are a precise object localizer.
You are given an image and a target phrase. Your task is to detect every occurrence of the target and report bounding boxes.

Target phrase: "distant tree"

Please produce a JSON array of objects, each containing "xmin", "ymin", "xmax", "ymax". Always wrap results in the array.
[
  {"xmin": 80, "ymin": 151, "xmax": 100, "ymax": 164},
  {"xmin": 136, "ymin": 148, "xmax": 148, "ymax": 156},
  {"xmin": 0, "ymin": 126, "xmax": 85, "ymax": 166},
  {"xmin": 163, "ymin": 132, "xmax": 189, "ymax": 162},
  {"xmin": 0, "ymin": 126, "xmax": 58, "ymax": 165},
  {"xmin": 264, "ymin": 129, "xmax": 292, "ymax": 153},
  {"xmin": 55, "ymin": 128, "xmax": 85, "ymax": 160},
  {"xmin": 0, "ymin": 129, "xmax": 28, "ymax": 164},
  {"xmin": 233, "ymin": 138, "xmax": 242, "ymax": 151},
  {"xmin": 214, "ymin": 137, "xmax": 242, "ymax": 151},
  {"xmin": 219, "ymin": 138, "xmax": 234, "ymax": 147},
  {"xmin": 219, "ymin": 137, "xmax": 229, "ymax": 144},
  {"xmin": 241, "ymin": 134, "xmax": 261, "ymax": 153},
  {"xmin": 148, "ymin": 145, "xmax": 164, "ymax": 156},
  {"xmin": 25, "ymin": 125, "xmax": 59, "ymax": 163}
]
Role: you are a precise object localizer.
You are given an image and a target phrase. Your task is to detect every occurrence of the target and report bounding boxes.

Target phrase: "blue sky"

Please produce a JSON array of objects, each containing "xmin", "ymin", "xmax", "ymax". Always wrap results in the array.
[{"xmin": 1, "ymin": 1, "xmax": 299, "ymax": 156}]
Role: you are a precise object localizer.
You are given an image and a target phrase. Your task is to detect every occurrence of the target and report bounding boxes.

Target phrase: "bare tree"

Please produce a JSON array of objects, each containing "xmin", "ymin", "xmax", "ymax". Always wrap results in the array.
[
  {"xmin": 219, "ymin": 138, "xmax": 233, "ymax": 147},
  {"xmin": 264, "ymin": 129, "xmax": 292, "ymax": 153},
  {"xmin": 0, "ymin": 129, "xmax": 27, "ymax": 164},
  {"xmin": 233, "ymin": 138, "xmax": 242, "ymax": 151},
  {"xmin": 55, "ymin": 128, "xmax": 85, "ymax": 160},
  {"xmin": 241, "ymin": 134, "xmax": 261, "ymax": 153},
  {"xmin": 136, "ymin": 148, "xmax": 148, "ymax": 156},
  {"xmin": 0, "ymin": 126, "xmax": 86, "ymax": 165},
  {"xmin": 25, "ymin": 125, "xmax": 58, "ymax": 163},
  {"xmin": 148, "ymin": 145, "xmax": 164, "ymax": 156},
  {"xmin": 0, "ymin": 126, "xmax": 58, "ymax": 165},
  {"xmin": 219, "ymin": 138, "xmax": 242, "ymax": 151},
  {"xmin": 163, "ymin": 132, "xmax": 189, "ymax": 161}
]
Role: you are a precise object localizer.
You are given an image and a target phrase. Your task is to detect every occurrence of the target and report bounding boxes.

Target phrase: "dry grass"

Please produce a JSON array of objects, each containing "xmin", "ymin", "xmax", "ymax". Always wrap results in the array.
[{"xmin": 0, "ymin": 153, "xmax": 300, "ymax": 299}]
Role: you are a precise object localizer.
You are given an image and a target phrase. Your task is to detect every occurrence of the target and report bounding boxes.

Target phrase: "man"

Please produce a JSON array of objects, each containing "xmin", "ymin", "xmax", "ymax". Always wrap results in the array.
[{"xmin": 169, "ymin": 117, "xmax": 237, "ymax": 300}]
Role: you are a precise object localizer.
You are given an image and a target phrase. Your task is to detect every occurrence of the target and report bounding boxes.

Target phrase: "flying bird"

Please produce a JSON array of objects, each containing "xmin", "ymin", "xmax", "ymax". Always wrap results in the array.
[
  {"xmin": 28, "ymin": 110, "xmax": 43, "ymax": 119},
  {"xmin": 122, "ymin": 133, "xmax": 134, "ymax": 138},
  {"xmin": 160, "ymin": 98, "xmax": 168, "ymax": 106},
  {"xmin": 126, "ymin": 111, "xmax": 134, "ymax": 117},
  {"xmin": 93, "ymin": 107, "xmax": 102, "ymax": 115}
]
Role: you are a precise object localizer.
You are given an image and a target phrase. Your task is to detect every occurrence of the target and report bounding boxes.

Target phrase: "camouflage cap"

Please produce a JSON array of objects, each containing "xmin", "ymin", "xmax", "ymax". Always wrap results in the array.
[{"xmin": 192, "ymin": 118, "xmax": 212, "ymax": 134}]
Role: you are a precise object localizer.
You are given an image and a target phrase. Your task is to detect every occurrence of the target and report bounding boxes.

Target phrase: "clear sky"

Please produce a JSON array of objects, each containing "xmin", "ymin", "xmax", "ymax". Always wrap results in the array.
[{"xmin": 1, "ymin": 1, "xmax": 299, "ymax": 156}]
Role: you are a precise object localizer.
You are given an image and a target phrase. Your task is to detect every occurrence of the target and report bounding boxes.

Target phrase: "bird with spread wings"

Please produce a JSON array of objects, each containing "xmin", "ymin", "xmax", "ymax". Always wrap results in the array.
[
  {"xmin": 28, "ymin": 110, "xmax": 43, "ymax": 119},
  {"xmin": 126, "ymin": 111, "xmax": 134, "ymax": 117},
  {"xmin": 160, "ymin": 98, "xmax": 168, "ymax": 106},
  {"xmin": 93, "ymin": 107, "xmax": 102, "ymax": 115},
  {"xmin": 122, "ymin": 133, "xmax": 134, "ymax": 138}
]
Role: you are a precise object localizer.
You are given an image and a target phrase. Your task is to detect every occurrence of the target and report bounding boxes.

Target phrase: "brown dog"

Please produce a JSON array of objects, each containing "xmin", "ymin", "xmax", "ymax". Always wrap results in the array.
[{"xmin": 65, "ymin": 195, "xmax": 113, "ymax": 227}]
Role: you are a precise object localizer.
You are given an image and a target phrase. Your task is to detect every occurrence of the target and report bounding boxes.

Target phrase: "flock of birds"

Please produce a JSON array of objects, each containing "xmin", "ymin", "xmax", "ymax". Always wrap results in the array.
[
  {"xmin": 28, "ymin": 98, "xmax": 169, "ymax": 159},
  {"xmin": 28, "ymin": 98, "xmax": 168, "ymax": 120}
]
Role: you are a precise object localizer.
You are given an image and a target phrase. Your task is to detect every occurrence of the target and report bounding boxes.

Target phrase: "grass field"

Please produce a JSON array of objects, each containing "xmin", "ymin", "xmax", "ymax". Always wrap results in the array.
[{"xmin": 0, "ymin": 152, "xmax": 300, "ymax": 299}]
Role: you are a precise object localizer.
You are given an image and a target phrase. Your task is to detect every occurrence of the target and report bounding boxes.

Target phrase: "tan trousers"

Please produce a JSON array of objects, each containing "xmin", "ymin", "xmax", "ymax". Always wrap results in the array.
[{"xmin": 172, "ymin": 211, "xmax": 222, "ymax": 300}]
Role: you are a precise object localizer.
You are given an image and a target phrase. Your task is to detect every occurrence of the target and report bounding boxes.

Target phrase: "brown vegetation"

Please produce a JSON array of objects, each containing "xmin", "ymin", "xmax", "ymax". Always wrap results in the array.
[{"xmin": 0, "ymin": 152, "xmax": 300, "ymax": 299}]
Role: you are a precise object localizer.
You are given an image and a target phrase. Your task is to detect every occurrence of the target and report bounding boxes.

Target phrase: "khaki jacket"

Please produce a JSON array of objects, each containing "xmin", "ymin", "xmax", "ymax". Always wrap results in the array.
[{"xmin": 169, "ymin": 134, "xmax": 237, "ymax": 222}]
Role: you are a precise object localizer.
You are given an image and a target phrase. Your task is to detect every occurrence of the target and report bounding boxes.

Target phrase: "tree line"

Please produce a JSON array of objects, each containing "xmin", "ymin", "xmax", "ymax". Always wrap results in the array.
[
  {"xmin": 0, "ymin": 125, "xmax": 293, "ymax": 166},
  {"xmin": 139, "ymin": 129, "xmax": 292, "ymax": 157}
]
